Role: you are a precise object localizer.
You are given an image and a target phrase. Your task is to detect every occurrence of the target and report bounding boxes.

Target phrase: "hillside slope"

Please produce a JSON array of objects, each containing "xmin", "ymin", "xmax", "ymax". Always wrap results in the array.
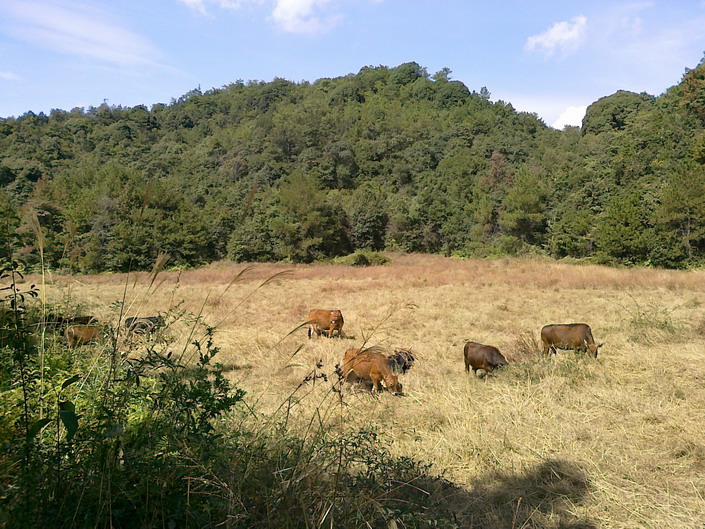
[{"xmin": 1, "ymin": 59, "xmax": 704, "ymax": 270}]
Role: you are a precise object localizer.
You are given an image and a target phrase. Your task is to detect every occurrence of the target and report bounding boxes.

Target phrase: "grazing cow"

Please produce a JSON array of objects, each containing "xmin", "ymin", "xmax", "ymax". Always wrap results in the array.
[
  {"xmin": 125, "ymin": 316, "xmax": 165, "ymax": 335},
  {"xmin": 342, "ymin": 348, "xmax": 402, "ymax": 394},
  {"xmin": 44, "ymin": 314, "xmax": 97, "ymax": 329},
  {"xmin": 65, "ymin": 324, "xmax": 101, "ymax": 348},
  {"xmin": 307, "ymin": 309, "xmax": 344, "ymax": 338},
  {"xmin": 387, "ymin": 347, "xmax": 416, "ymax": 375},
  {"xmin": 463, "ymin": 342, "xmax": 508, "ymax": 375},
  {"xmin": 541, "ymin": 323, "xmax": 602, "ymax": 357}
]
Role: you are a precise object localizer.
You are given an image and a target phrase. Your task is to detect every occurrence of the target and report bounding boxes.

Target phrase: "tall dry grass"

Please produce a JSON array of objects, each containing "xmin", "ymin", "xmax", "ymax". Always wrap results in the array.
[{"xmin": 26, "ymin": 255, "xmax": 705, "ymax": 528}]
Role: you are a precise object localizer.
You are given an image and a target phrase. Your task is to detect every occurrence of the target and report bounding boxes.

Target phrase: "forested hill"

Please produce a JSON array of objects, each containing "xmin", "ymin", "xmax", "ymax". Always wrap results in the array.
[{"xmin": 1, "ymin": 60, "xmax": 704, "ymax": 272}]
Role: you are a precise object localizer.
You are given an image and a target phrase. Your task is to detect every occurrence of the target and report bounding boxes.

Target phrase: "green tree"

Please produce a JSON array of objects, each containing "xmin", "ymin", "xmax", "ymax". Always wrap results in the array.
[
  {"xmin": 271, "ymin": 171, "xmax": 350, "ymax": 262},
  {"xmin": 594, "ymin": 188, "xmax": 656, "ymax": 264},
  {"xmin": 390, "ymin": 62, "xmax": 427, "ymax": 86},
  {"xmin": 347, "ymin": 184, "xmax": 388, "ymax": 250},
  {"xmin": 581, "ymin": 90, "xmax": 654, "ymax": 135},
  {"xmin": 226, "ymin": 194, "xmax": 278, "ymax": 262},
  {"xmin": 679, "ymin": 60, "xmax": 705, "ymax": 124},
  {"xmin": 654, "ymin": 164, "xmax": 705, "ymax": 262},
  {"xmin": 498, "ymin": 166, "xmax": 548, "ymax": 246},
  {"xmin": 469, "ymin": 151, "xmax": 513, "ymax": 241},
  {"xmin": 0, "ymin": 190, "xmax": 20, "ymax": 260},
  {"xmin": 548, "ymin": 206, "xmax": 595, "ymax": 258}
]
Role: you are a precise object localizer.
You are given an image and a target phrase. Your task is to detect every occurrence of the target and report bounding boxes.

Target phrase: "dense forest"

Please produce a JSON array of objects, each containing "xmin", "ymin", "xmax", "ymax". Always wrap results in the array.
[{"xmin": 1, "ymin": 59, "xmax": 705, "ymax": 271}]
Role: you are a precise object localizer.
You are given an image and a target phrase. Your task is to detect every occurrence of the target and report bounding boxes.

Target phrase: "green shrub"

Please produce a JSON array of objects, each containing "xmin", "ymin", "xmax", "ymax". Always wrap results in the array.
[{"xmin": 333, "ymin": 250, "xmax": 390, "ymax": 266}]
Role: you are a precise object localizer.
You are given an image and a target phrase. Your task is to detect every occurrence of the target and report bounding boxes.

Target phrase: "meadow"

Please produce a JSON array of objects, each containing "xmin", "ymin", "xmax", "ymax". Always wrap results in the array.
[{"xmin": 35, "ymin": 254, "xmax": 705, "ymax": 528}]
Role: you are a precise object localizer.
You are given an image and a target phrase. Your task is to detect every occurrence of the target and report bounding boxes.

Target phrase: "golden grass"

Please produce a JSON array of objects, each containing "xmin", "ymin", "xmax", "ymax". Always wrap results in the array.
[{"xmin": 28, "ymin": 255, "xmax": 705, "ymax": 528}]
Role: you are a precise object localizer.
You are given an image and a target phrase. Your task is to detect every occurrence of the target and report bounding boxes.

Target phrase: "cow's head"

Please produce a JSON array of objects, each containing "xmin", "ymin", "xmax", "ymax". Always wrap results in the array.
[
  {"xmin": 330, "ymin": 310, "xmax": 343, "ymax": 325},
  {"xmin": 589, "ymin": 342, "xmax": 603, "ymax": 358},
  {"xmin": 384, "ymin": 375, "xmax": 403, "ymax": 395}
]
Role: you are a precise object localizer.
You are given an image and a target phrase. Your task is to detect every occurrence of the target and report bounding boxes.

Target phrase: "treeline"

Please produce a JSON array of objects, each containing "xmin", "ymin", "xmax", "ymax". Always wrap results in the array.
[{"xmin": 1, "ymin": 59, "xmax": 705, "ymax": 271}]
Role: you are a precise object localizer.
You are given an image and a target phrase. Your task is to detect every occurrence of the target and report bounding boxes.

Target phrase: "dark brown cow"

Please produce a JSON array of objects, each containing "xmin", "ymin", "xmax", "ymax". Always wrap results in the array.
[
  {"xmin": 307, "ymin": 309, "xmax": 344, "ymax": 338},
  {"xmin": 541, "ymin": 323, "xmax": 602, "ymax": 357},
  {"xmin": 463, "ymin": 342, "xmax": 508, "ymax": 375},
  {"xmin": 125, "ymin": 316, "xmax": 165, "ymax": 334},
  {"xmin": 65, "ymin": 324, "xmax": 101, "ymax": 348},
  {"xmin": 386, "ymin": 347, "xmax": 416, "ymax": 375},
  {"xmin": 342, "ymin": 348, "xmax": 402, "ymax": 394}
]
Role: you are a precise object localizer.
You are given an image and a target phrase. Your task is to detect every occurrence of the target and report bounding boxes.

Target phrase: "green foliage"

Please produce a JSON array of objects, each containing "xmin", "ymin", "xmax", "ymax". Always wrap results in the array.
[
  {"xmin": 332, "ymin": 249, "xmax": 390, "ymax": 266},
  {"xmin": 272, "ymin": 171, "xmax": 351, "ymax": 262},
  {"xmin": 654, "ymin": 163, "xmax": 705, "ymax": 264},
  {"xmin": 679, "ymin": 61, "xmax": 705, "ymax": 124},
  {"xmin": 346, "ymin": 183, "xmax": 389, "ymax": 250},
  {"xmin": 549, "ymin": 207, "xmax": 595, "ymax": 258},
  {"xmin": 581, "ymin": 90, "xmax": 655, "ymax": 135},
  {"xmin": 2, "ymin": 59, "xmax": 705, "ymax": 269},
  {"xmin": 498, "ymin": 166, "xmax": 548, "ymax": 245},
  {"xmin": 594, "ymin": 188, "xmax": 656, "ymax": 264},
  {"xmin": 390, "ymin": 61, "xmax": 427, "ymax": 86},
  {"xmin": 227, "ymin": 215, "xmax": 277, "ymax": 262},
  {"xmin": 0, "ymin": 191, "xmax": 21, "ymax": 261}
]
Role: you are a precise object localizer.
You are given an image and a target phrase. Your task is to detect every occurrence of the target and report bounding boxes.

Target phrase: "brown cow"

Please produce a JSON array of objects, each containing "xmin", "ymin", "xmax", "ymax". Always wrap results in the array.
[
  {"xmin": 342, "ymin": 348, "xmax": 402, "ymax": 394},
  {"xmin": 307, "ymin": 309, "xmax": 344, "ymax": 338},
  {"xmin": 541, "ymin": 323, "xmax": 602, "ymax": 357},
  {"xmin": 65, "ymin": 324, "xmax": 101, "ymax": 348},
  {"xmin": 463, "ymin": 342, "xmax": 508, "ymax": 375}
]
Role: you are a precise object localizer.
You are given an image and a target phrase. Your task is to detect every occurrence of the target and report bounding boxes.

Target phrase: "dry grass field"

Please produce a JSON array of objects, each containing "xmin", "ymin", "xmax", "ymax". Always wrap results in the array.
[{"xmin": 32, "ymin": 254, "xmax": 705, "ymax": 529}]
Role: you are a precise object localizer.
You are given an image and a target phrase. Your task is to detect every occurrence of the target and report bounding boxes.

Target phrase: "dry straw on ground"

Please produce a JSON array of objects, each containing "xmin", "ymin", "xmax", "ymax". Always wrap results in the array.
[{"xmin": 31, "ymin": 254, "xmax": 705, "ymax": 529}]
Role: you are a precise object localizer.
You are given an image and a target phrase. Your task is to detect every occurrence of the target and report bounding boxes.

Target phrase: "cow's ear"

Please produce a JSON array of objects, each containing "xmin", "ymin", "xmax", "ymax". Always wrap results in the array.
[{"xmin": 597, "ymin": 342, "xmax": 604, "ymax": 348}]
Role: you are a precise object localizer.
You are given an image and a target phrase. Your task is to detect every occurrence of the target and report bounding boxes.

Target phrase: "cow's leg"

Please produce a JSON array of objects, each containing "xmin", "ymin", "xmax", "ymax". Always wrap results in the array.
[{"xmin": 370, "ymin": 374, "xmax": 381, "ymax": 392}]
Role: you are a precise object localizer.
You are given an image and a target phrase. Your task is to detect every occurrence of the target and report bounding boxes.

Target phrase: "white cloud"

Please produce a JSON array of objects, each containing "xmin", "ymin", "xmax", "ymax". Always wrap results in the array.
[
  {"xmin": 493, "ymin": 92, "xmax": 592, "ymax": 129},
  {"xmin": 178, "ymin": 0, "xmax": 260, "ymax": 16},
  {"xmin": 0, "ymin": 71, "xmax": 22, "ymax": 81},
  {"xmin": 4, "ymin": 1, "xmax": 162, "ymax": 67},
  {"xmin": 271, "ymin": 0, "xmax": 340, "ymax": 35},
  {"xmin": 525, "ymin": 15, "xmax": 587, "ymax": 58},
  {"xmin": 552, "ymin": 105, "xmax": 587, "ymax": 129},
  {"xmin": 179, "ymin": 0, "xmax": 340, "ymax": 35}
]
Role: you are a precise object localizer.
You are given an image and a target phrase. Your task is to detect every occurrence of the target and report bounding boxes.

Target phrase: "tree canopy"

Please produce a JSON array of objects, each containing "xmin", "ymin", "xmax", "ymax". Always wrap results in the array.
[{"xmin": 1, "ymin": 60, "xmax": 705, "ymax": 271}]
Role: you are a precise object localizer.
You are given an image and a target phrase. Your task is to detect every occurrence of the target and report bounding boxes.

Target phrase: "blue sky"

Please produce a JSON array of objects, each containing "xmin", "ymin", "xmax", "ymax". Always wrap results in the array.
[{"xmin": 1, "ymin": 0, "xmax": 704, "ymax": 127}]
